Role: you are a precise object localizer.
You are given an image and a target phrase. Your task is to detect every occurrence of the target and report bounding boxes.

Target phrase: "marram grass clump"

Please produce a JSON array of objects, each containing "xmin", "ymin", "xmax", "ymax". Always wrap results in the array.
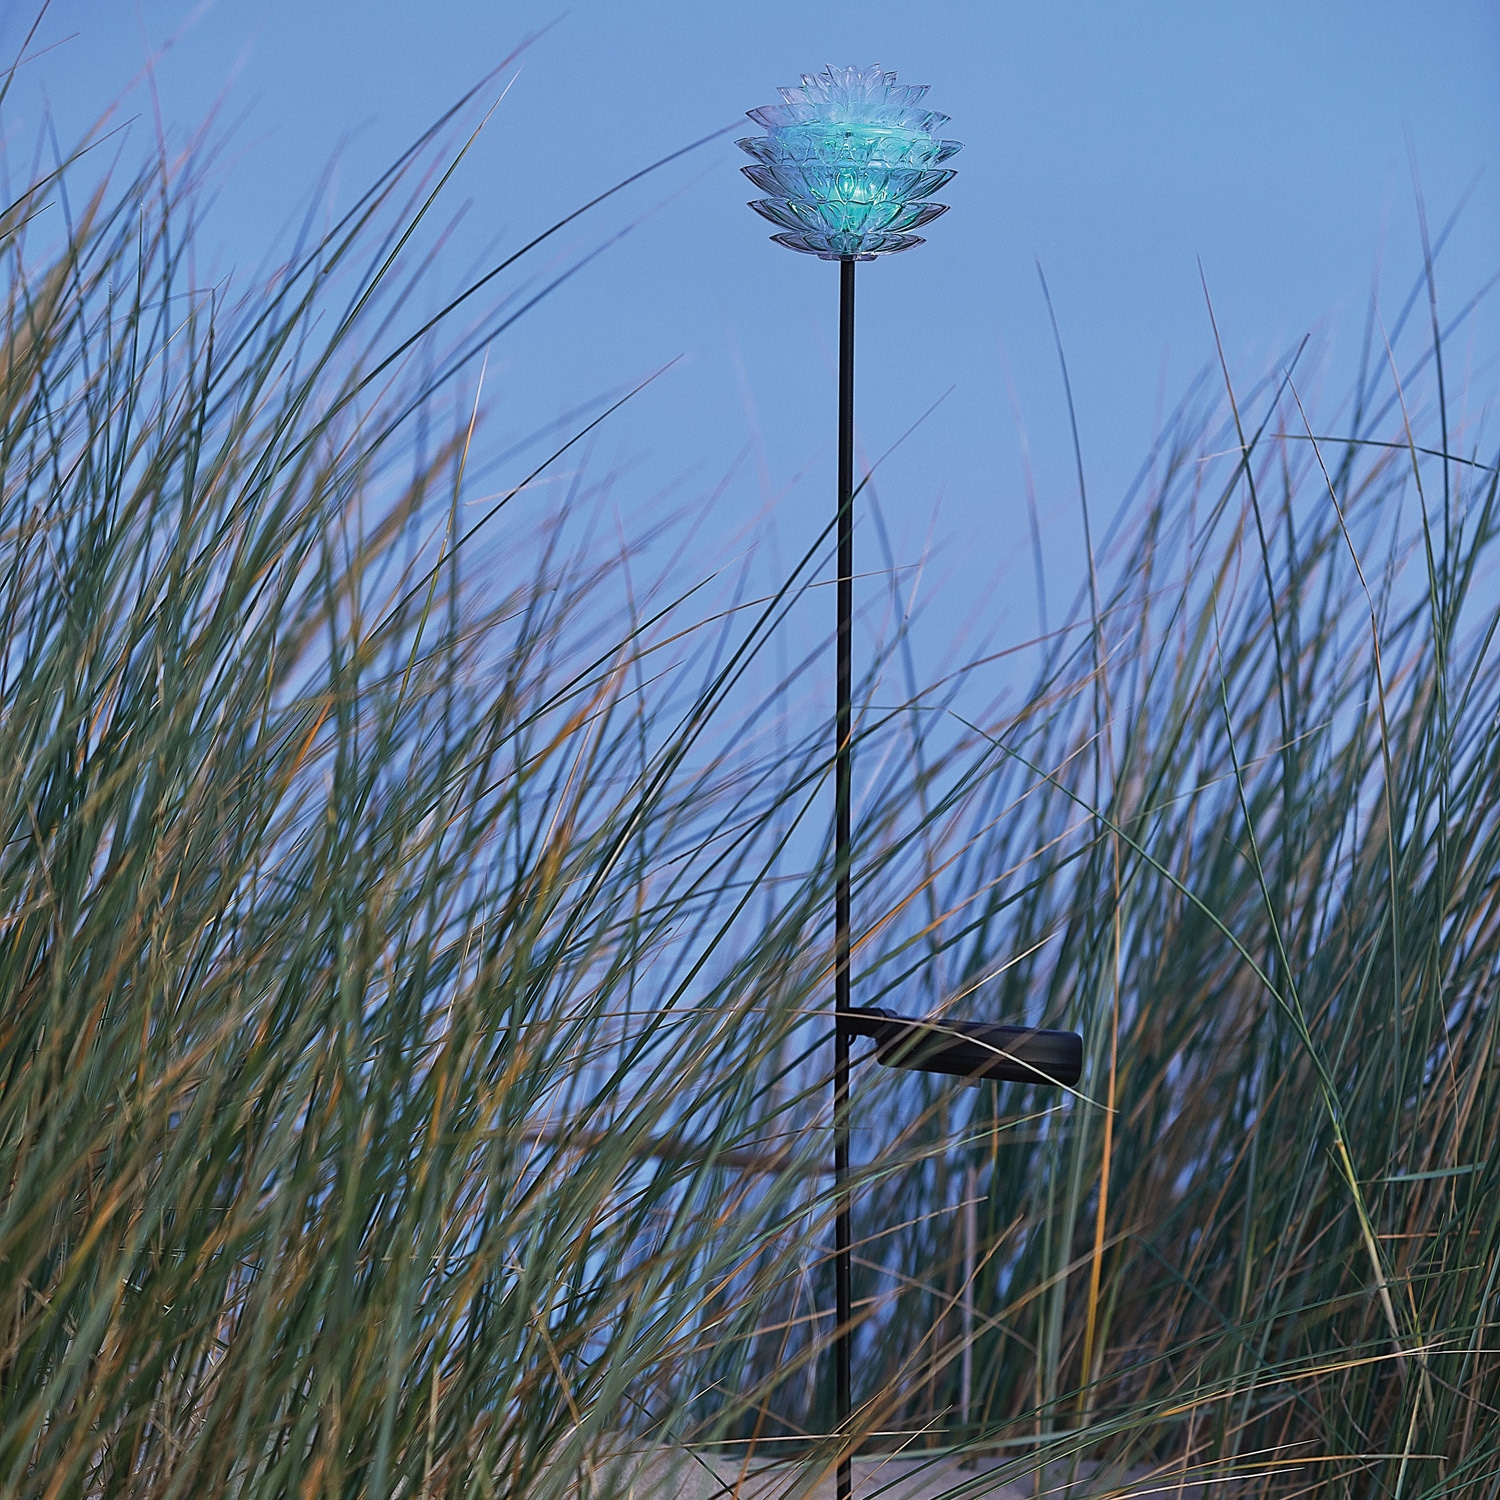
[
  {"xmin": 722, "ymin": 275, "xmax": 1500, "ymax": 1498},
  {"xmin": 0, "ymin": 116, "xmax": 859, "ymax": 1496}
]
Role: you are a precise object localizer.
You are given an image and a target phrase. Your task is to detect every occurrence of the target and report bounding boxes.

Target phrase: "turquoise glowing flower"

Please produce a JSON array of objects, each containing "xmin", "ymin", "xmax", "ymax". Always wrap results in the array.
[{"xmin": 739, "ymin": 65, "xmax": 961, "ymax": 260}]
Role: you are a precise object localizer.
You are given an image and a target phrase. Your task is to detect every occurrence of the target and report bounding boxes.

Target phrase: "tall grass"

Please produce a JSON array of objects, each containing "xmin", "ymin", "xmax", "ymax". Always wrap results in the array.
[
  {"xmin": 0, "ymin": 104, "xmax": 870, "ymax": 1496},
  {"xmin": 1, "ymin": 81, "xmax": 1497, "ymax": 1500},
  {"xmin": 733, "ymin": 261, "xmax": 1500, "ymax": 1496}
]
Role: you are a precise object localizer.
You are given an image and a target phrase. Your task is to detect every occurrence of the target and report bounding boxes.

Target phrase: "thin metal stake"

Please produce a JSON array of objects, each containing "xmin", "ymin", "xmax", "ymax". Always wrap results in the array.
[
  {"xmin": 961, "ymin": 1165, "xmax": 977, "ymax": 1432},
  {"xmin": 834, "ymin": 253, "xmax": 856, "ymax": 1500}
]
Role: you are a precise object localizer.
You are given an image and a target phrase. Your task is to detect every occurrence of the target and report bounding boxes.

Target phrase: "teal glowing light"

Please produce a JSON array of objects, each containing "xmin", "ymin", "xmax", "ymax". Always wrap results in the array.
[{"xmin": 739, "ymin": 65, "xmax": 961, "ymax": 260}]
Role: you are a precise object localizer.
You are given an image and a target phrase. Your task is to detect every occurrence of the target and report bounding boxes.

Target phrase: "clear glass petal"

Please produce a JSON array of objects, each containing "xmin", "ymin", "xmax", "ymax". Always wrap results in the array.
[
  {"xmin": 740, "ymin": 164, "xmax": 784, "ymax": 196},
  {"xmin": 748, "ymin": 198, "xmax": 811, "ymax": 232},
  {"xmin": 886, "ymin": 200, "xmax": 949, "ymax": 232}
]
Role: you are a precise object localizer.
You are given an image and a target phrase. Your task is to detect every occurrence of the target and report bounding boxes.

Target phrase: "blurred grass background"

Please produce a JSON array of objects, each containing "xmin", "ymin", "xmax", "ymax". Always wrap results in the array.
[{"xmin": 1, "ymin": 61, "xmax": 1497, "ymax": 1500}]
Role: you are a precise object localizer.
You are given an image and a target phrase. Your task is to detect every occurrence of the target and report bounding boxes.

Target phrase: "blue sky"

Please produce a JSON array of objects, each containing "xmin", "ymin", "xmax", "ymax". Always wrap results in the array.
[{"xmin": 6, "ymin": 1, "xmax": 1497, "ymax": 688}]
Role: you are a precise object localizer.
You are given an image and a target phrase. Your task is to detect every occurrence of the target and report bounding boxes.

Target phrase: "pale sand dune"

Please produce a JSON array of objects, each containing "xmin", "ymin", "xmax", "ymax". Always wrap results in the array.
[{"xmin": 600, "ymin": 1451, "xmax": 1232, "ymax": 1500}]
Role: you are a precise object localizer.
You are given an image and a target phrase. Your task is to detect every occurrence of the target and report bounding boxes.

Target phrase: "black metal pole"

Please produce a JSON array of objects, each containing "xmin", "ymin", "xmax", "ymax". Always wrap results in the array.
[{"xmin": 834, "ymin": 254, "xmax": 856, "ymax": 1500}]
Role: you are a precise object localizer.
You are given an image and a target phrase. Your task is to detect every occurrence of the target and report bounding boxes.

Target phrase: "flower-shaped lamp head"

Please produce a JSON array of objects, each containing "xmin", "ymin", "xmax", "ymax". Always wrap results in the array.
[{"xmin": 739, "ymin": 65, "xmax": 961, "ymax": 261}]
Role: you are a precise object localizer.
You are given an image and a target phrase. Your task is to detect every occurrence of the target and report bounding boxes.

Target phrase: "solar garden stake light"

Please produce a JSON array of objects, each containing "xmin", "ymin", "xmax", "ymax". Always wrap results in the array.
[{"xmin": 740, "ymin": 66, "xmax": 1083, "ymax": 1500}]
